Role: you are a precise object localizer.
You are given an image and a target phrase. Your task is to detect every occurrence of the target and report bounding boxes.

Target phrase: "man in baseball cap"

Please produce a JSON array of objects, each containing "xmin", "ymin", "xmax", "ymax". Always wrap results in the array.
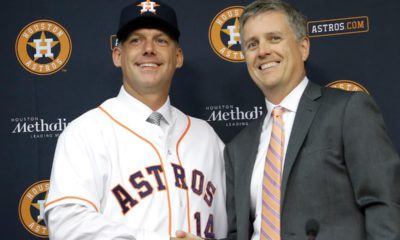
[{"xmin": 44, "ymin": 1, "xmax": 227, "ymax": 240}]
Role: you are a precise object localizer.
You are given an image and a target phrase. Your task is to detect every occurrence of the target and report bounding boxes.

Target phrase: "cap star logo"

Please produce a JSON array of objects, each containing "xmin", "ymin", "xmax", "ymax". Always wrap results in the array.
[
  {"xmin": 15, "ymin": 20, "xmax": 72, "ymax": 75},
  {"xmin": 137, "ymin": 0, "xmax": 160, "ymax": 14},
  {"xmin": 209, "ymin": 6, "xmax": 245, "ymax": 62},
  {"xmin": 326, "ymin": 80, "xmax": 369, "ymax": 93},
  {"xmin": 19, "ymin": 180, "xmax": 50, "ymax": 238}
]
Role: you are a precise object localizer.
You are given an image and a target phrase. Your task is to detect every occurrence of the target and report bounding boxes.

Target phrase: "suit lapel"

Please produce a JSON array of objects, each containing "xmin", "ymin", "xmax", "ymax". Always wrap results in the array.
[{"xmin": 281, "ymin": 82, "xmax": 322, "ymax": 202}]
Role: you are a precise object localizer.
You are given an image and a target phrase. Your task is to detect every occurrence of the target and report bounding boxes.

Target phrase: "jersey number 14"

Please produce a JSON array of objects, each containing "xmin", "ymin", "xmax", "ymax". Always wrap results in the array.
[{"xmin": 194, "ymin": 212, "xmax": 214, "ymax": 238}]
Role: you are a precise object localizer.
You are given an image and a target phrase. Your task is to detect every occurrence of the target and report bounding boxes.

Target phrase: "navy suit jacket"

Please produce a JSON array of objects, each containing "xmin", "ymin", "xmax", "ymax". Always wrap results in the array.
[{"xmin": 224, "ymin": 81, "xmax": 400, "ymax": 240}]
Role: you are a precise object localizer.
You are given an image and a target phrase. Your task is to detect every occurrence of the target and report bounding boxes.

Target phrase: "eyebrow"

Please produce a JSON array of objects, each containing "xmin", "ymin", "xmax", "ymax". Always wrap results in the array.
[
  {"xmin": 244, "ymin": 31, "xmax": 284, "ymax": 42},
  {"xmin": 265, "ymin": 31, "xmax": 284, "ymax": 36}
]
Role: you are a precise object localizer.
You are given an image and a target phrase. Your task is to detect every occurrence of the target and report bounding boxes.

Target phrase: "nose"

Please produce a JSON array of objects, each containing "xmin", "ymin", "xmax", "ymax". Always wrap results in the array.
[
  {"xmin": 258, "ymin": 42, "xmax": 272, "ymax": 58},
  {"xmin": 143, "ymin": 40, "xmax": 156, "ymax": 55}
]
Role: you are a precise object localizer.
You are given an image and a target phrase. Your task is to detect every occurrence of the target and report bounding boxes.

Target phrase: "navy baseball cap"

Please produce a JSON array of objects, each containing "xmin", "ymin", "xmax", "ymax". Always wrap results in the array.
[{"xmin": 117, "ymin": 0, "xmax": 180, "ymax": 42}]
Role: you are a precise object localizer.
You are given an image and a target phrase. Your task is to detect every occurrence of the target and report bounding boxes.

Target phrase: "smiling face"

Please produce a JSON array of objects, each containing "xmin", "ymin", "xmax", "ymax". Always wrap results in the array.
[
  {"xmin": 241, "ymin": 11, "xmax": 309, "ymax": 104},
  {"xmin": 112, "ymin": 28, "xmax": 183, "ymax": 104}
]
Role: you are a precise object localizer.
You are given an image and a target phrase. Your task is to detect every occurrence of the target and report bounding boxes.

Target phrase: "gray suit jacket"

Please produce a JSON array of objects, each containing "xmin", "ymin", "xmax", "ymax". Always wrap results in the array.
[{"xmin": 224, "ymin": 81, "xmax": 400, "ymax": 240}]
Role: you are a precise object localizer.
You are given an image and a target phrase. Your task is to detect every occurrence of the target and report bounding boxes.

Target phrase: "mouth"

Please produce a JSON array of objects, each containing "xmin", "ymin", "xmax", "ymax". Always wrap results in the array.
[
  {"xmin": 137, "ymin": 63, "xmax": 161, "ymax": 68},
  {"xmin": 259, "ymin": 61, "xmax": 280, "ymax": 70}
]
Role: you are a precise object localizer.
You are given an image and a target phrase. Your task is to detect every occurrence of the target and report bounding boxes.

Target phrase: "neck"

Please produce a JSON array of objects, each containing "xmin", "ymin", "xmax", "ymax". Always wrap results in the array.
[
  {"xmin": 265, "ymin": 75, "xmax": 305, "ymax": 105},
  {"xmin": 123, "ymin": 85, "xmax": 168, "ymax": 111},
  {"xmin": 140, "ymin": 95, "xmax": 167, "ymax": 111}
]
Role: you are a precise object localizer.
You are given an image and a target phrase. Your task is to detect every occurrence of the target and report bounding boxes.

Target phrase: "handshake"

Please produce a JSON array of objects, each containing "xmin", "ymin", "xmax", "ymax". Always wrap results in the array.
[{"xmin": 171, "ymin": 230, "xmax": 205, "ymax": 240}]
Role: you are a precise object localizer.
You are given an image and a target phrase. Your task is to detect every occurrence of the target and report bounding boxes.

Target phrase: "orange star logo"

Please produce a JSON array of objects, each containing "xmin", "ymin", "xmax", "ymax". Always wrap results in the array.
[{"xmin": 137, "ymin": 0, "xmax": 160, "ymax": 14}]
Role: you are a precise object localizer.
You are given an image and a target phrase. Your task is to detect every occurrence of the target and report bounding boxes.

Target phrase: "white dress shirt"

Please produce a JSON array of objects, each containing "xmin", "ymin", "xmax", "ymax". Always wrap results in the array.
[{"xmin": 250, "ymin": 77, "xmax": 309, "ymax": 240}]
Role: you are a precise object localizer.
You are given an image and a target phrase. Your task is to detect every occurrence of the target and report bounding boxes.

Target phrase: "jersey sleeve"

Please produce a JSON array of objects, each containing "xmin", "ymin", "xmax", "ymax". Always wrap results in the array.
[
  {"xmin": 46, "ymin": 204, "xmax": 170, "ymax": 240},
  {"xmin": 45, "ymin": 116, "xmax": 108, "ymax": 213}
]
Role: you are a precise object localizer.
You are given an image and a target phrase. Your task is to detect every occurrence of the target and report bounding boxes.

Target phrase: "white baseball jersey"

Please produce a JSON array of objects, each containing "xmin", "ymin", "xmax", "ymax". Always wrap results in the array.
[{"xmin": 45, "ymin": 87, "xmax": 227, "ymax": 239}]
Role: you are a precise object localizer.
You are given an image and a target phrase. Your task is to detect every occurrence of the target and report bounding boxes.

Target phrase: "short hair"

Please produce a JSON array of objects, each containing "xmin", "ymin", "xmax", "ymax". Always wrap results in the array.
[{"xmin": 239, "ymin": 0, "xmax": 307, "ymax": 42}]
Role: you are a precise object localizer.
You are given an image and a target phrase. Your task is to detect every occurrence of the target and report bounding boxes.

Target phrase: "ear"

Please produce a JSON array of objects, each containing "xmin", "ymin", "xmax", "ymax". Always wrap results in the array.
[
  {"xmin": 175, "ymin": 47, "xmax": 184, "ymax": 68},
  {"xmin": 299, "ymin": 36, "xmax": 310, "ymax": 62},
  {"xmin": 112, "ymin": 46, "xmax": 122, "ymax": 67}
]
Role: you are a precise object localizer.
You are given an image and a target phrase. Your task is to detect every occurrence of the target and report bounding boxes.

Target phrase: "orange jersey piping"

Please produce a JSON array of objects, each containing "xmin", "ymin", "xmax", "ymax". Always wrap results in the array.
[
  {"xmin": 175, "ymin": 116, "xmax": 192, "ymax": 233},
  {"xmin": 45, "ymin": 196, "xmax": 99, "ymax": 212}
]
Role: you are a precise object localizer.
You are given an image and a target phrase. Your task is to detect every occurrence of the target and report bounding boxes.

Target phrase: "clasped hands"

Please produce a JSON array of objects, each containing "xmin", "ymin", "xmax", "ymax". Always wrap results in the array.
[{"xmin": 170, "ymin": 230, "xmax": 203, "ymax": 240}]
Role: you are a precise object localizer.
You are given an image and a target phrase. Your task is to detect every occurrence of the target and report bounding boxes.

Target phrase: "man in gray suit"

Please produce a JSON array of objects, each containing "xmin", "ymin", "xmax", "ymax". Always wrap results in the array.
[{"xmin": 224, "ymin": 0, "xmax": 400, "ymax": 239}]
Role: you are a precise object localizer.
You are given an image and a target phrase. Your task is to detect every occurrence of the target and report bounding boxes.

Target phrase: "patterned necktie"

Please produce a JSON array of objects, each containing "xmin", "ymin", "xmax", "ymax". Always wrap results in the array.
[
  {"xmin": 146, "ymin": 112, "xmax": 163, "ymax": 126},
  {"xmin": 261, "ymin": 106, "xmax": 285, "ymax": 240}
]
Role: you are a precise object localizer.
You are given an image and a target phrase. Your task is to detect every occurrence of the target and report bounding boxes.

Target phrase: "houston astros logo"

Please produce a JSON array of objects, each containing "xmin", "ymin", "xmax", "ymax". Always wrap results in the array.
[
  {"xmin": 326, "ymin": 80, "xmax": 369, "ymax": 93},
  {"xmin": 15, "ymin": 20, "xmax": 72, "ymax": 75},
  {"xmin": 137, "ymin": 0, "xmax": 160, "ymax": 14},
  {"xmin": 19, "ymin": 180, "xmax": 50, "ymax": 238},
  {"xmin": 209, "ymin": 6, "xmax": 245, "ymax": 62}
]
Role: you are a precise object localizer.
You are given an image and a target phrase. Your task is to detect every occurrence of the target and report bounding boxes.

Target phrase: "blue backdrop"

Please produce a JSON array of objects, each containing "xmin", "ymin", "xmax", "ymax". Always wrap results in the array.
[{"xmin": 1, "ymin": 0, "xmax": 399, "ymax": 238}]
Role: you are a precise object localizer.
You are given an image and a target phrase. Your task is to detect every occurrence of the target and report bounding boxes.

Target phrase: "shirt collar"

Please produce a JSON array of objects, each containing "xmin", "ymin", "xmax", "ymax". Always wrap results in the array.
[
  {"xmin": 265, "ymin": 77, "xmax": 309, "ymax": 115},
  {"xmin": 117, "ymin": 86, "xmax": 172, "ymax": 125}
]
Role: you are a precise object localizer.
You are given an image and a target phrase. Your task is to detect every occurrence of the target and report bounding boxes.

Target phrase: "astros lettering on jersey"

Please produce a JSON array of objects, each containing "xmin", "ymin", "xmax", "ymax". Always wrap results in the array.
[{"xmin": 44, "ymin": 87, "xmax": 228, "ymax": 239}]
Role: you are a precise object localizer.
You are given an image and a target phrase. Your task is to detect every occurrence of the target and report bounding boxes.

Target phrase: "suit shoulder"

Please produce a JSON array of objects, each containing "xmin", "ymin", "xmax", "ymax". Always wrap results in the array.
[
  {"xmin": 321, "ymin": 87, "xmax": 376, "ymax": 107},
  {"xmin": 320, "ymin": 86, "xmax": 360, "ymax": 104},
  {"xmin": 321, "ymin": 86, "xmax": 354, "ymax": 97}
]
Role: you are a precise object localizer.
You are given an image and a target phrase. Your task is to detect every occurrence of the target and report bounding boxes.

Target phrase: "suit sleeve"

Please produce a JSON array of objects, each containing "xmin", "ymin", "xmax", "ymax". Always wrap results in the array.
[
  {"xmin": 224, "ymin": 146, "xmax": 238, "ymax": 240},
  {"xmin": 343, "ymin": 92, "xmax": 400, "ymax": 239}
]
